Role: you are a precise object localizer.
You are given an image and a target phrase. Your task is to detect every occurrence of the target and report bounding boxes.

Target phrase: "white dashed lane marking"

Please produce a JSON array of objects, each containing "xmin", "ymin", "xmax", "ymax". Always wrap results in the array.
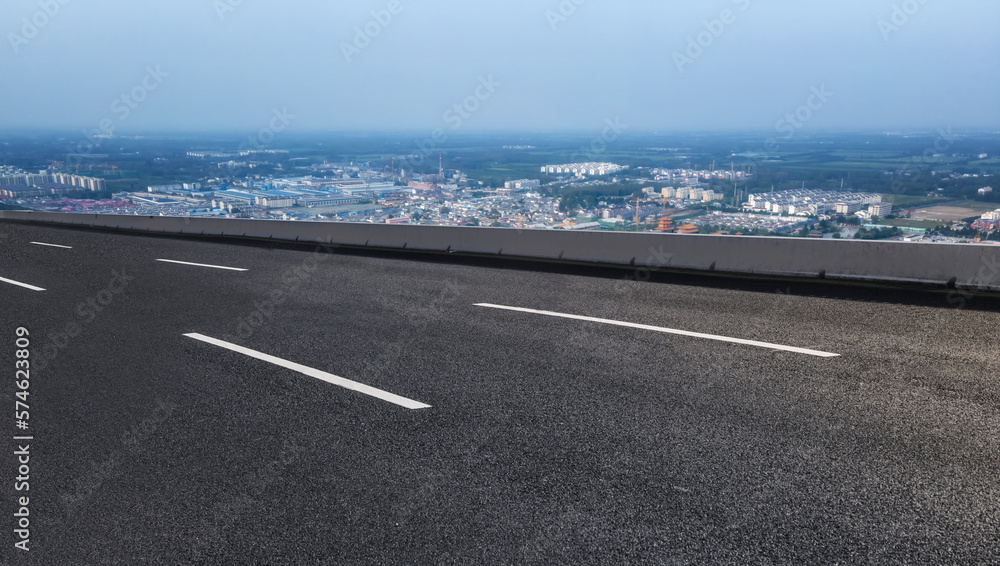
[
  {"xmin": 156, "ymin": 259, "xmax": 248, "ymax": 272},
  {"xmin": 0, "ymin": 276, "xmax": 45, "ymax": 292},
  {"xmin": 184, "ymin": 333, "xmax": 432, "ymax": 410},
  {"xmin": 475, "ymin": 303, "xmax": 840, "ymax": 358}
]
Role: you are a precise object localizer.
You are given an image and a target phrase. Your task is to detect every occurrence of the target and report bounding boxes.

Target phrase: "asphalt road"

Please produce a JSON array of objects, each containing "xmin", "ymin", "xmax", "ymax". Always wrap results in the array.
[{"xmin": 1, "ymin": 222, "xmax": 1000, "ymax": 565}]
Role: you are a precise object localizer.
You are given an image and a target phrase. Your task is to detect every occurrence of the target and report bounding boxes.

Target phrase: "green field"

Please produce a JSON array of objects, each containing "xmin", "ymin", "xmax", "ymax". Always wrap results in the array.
[{"xmin": 883, "ymin": 194, "xmax": 948, "ymax": 207}]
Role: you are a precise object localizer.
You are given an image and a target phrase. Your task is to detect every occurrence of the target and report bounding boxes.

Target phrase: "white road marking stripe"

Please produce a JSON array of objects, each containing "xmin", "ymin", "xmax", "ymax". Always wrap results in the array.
[
  {"xmin": 475, "ymin": 303, "xmax": 840, "ymax": 358},
  {"xmin": 156, "ymin": 259, "xmax": 247, "ymax": 272},
  {"xmin": 30, "ymin": 241, "xmax": 73, "ymax": 249},
  {"xmin": 0, "ymin": 276, "xmax": 45, "ymax": 292},
  {"xmin": 183, "ymin": 333, "xmax": 431, "ymax": 410}
]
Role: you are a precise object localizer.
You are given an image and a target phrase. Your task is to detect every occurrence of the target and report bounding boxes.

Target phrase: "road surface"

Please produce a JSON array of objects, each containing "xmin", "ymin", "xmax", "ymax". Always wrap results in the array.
[{"xmin": 2, "ymin": 222, "xmax": 999, "ymax": 565}]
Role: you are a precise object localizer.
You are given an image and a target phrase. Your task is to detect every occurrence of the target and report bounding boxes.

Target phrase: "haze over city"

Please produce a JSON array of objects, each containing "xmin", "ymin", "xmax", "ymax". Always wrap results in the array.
[{"xmin": 2, "ymin": 0, "xmax": 999, "ymax": 133}]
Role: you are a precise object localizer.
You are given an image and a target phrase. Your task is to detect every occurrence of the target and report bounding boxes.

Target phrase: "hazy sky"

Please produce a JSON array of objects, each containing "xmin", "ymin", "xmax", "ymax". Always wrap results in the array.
[{"xmin": 2, "ymin": 0, "xmax": 998, "ymax": 134}]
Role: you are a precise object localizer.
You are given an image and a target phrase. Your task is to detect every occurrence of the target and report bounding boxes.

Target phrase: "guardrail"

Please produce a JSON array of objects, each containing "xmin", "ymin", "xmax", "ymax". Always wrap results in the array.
[{"xmin": 2, "ymin": 210, "xmax": 999, "ymax": 291}]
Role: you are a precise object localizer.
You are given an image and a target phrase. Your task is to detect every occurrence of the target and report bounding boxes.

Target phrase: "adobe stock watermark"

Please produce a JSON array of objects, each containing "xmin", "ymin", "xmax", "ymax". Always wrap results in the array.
[
  {"xmin": 888, "ymin": 127, "xmax": 959, "ymax": 195},
  {"xmin": 546, "ymin": 0, "xmax": 587, "ymax": 31},
  {"xmin": 237, "ymin": 107, "xmax": 296, "ymax": 153},
  {"xmin": 34, "ymin": 269, "xmax": 135, "ymax": 371},
  {"xmin": 341, "ymin": 0, "xmax": 403, "ymax": 64},
  {"xmin": 878, "ymin": 0, "xmax": 931, "ymax": 41},
  {"xmin": 775, "ymin": 85, "xmax": 833, "ymax": 139},
  {"xmin": 187, "ymin": 440, "xmax": 304, "ymax": 563},
  {"xmin": 612, "ymin": 244, "xmax": 675, "ymax": 295},
  {"xmin": 673, "ymin": 0, "xmax": 751, "ymax": 73},
  {"xmin": 66, "ymin": 65, "xmax": 169, "ymax": 166},
  {"xmin": 8, "ymin": 0, "xmax": 72, "ymax": 54},
  {"xmin": 362, "ymin": 279, "xmax": 464, "ymax": 377},
  {"xmin": 746, "ymin": 84, "xmax": 833, "ymax": 171},
  {"xmin": 404, "ymin": 74, "xmax": 501, "ymax": 171},
  {"xmin": 627, "ymin": 245, "xmax": 675, "ymax": 282},
  {"xmin": 444, "ymin": 75, "xmax": 501, "ymax": 129},
  {"xmin": 568, "ymin": 117, "xmax": 628, "ymax": 163},
  {"xmin": 60, "ymin": 399, "xmax": 177, "ymax": 518},
  {"xmin": 112, "ymin": 65, "xmax": 170, "ymax": 121},
  {"xmin": 213, "ymin": 0, "xmax": 246, "ymax": 21},
  {"xmin": 225, "ymin": 246, "xmax": 332, "ymax": 341},
  {"xmin": 946, "ymin": 254, "xmax": 1000, "ymax": 309}
]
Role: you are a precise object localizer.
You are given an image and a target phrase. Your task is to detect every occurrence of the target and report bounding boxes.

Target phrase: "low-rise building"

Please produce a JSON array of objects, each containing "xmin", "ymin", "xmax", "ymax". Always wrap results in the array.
[
  {"xmin": 869, "ymin": 203, "xmax": 893, "ymax": 217},
  {"xmin": 255, "ymin": 197, "xmax": 295, "ymax": 208},
  {"xmin": 504, "ymin": 179, "xmax": 540, "ymax": 190},
  {"xmin": 297, "ymin": 195, "xmax": 364, "ymax": 207},
  {"xmin": 836, "ymin": 202, "xmax": 862, "ymax": 215}
]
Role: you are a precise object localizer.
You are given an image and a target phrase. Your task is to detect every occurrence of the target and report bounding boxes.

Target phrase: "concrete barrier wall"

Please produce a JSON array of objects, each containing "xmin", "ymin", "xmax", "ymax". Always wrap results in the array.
[{"xmin": 2, "ymin": 210, "xmax": 999, "ymax": 291}]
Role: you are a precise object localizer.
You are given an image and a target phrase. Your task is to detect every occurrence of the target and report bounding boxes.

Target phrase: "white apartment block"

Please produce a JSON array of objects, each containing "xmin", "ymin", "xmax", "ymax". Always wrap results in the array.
[
  {"xmin": 541, "ymin": 162, "xmax": 626, "ymax": 177},
  {"xmin": 869, "ymin": 203, "xmax": 893, "ymax": 217},
  {"xmin": 835, "ymin": 202, "xmax": 862, "ymax": 215}
]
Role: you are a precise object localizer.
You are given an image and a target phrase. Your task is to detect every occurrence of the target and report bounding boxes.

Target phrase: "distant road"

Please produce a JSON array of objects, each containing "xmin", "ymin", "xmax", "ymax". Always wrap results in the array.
[{"xmin": 2, "ymin": 222, "xmax": 1000, "ymax": 564}]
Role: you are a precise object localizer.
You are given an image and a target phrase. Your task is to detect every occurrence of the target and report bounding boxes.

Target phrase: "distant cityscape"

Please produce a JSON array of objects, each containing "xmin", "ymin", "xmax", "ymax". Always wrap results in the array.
[{"xmin": 1, "ymin": 138, "xmax": 998, "ymax": 244}]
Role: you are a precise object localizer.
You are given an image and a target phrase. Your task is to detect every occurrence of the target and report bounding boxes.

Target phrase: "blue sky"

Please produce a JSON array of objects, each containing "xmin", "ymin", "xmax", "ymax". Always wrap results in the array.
[{"xmin": 2, "ymin": 0, "xmax": 998, "ymax": 133}]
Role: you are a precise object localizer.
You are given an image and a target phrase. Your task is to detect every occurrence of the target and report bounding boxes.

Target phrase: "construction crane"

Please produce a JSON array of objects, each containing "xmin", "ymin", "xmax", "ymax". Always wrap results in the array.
[{"xmin": 630, "ymin": 197, "xmax": 654, "ymax": 232}]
